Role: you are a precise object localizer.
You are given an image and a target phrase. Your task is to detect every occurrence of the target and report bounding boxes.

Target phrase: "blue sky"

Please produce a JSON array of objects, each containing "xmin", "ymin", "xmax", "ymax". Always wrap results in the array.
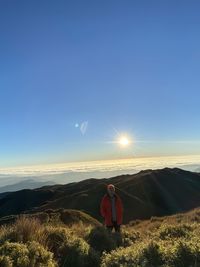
[{"xmin": 0, "ymin": 1, "xmax": 200, "ymax": 167}]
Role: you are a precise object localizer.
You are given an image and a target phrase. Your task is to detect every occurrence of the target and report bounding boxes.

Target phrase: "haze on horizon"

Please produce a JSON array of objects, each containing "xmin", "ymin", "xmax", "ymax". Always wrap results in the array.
[
  {"xmin": 0, "ymin": 155, "xmax": 199, "ymax": 188},
  {"xmin": 1, "ymin": 1, "xmax": 200, "ymax": 168}
]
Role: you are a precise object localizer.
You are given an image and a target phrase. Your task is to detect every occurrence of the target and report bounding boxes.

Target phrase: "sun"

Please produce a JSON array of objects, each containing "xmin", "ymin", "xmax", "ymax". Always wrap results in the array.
[{"xmin": 118, "ymin": 136, "xmax": 130, "ymax": 147}]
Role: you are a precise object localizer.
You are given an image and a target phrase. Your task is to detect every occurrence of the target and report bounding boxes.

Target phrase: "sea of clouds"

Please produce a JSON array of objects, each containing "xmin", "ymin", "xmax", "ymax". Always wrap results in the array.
[{"xmin": 0, "ymin": 155, "xmax": 200, "ymax": 187}]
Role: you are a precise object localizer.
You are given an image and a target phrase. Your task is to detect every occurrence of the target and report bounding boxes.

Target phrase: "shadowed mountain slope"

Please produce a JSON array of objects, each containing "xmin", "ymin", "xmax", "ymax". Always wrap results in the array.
[{"xmin": 0, "ymin": 168, "xmax": 200, "ymax": 223}]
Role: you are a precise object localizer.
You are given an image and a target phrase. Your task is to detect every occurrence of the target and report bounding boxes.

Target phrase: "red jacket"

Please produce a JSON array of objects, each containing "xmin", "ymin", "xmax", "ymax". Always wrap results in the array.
[{"xmin": 100, "ymin": 193, "xmax": 123, "ymax": 226}]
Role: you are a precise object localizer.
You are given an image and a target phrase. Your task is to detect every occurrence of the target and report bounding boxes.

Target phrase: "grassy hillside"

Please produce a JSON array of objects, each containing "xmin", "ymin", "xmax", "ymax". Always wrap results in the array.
[
  {"xmin": 0, "ymin": 168, "xmax": 200, "ymax": 224},
  {"xmin": 0, "ymin": 208, "xmax": 200, "ymax": 266},
  {"xmin": 0, "ymin": 208, "xmax": 101, "ymax": 227}
]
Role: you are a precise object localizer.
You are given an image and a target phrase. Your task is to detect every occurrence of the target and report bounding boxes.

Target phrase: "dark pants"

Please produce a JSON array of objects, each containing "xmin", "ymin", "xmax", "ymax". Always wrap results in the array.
[{"xmin": 106, "ymin": 221, "xmax": 121, "ymax": 232}]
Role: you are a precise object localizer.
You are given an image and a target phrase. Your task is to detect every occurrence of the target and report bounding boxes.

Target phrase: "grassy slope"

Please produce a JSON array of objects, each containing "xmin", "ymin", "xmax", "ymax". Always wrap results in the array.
[
  {"xmin": 0, "ymin": 208, "xmax": 100, "ymax": 227},
  {"xmin": 0, "ymin": 207, "xmax": 200, "ymax": 266}
]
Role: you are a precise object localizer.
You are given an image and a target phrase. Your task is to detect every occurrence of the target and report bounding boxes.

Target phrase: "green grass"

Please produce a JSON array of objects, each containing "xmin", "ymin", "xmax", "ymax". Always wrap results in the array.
[{"xmin": 1, "ymin": 208, "xmax": 200, "ymax": 266}]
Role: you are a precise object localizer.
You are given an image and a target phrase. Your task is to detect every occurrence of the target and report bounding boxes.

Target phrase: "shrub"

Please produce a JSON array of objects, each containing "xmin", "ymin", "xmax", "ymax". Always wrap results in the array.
[
  {"xmin": 171, "ymin": 242, "xmax": 193, "ymax": 267},
  {"xmin": 45, "ymin": 226, "xmax": 100, "ymax": 267},
  {"xmin": 101, "ymin": 240, "xmax": 165, "ymax": 267},
  {"xmin": 140, "ymin": 242, "xmax": 163, "ymax": 266},
  {"xmin": 121, "ymin": 229, "xmax": 140, "ymax": 247},
  {"xmin": 69, "ymin": 222, "xmax": 92, "ymax": 239},
  {"xmin": 101, "ymin": 244, "xmax": 139, "ymax": 267},
  {"xmin": 86, "ymin": 248, "xmax": 101, "ymax": 267},
  {"xmin": 0, "ymin": 217, "xmax": 48, "ymax": 249},
  {"xmin": 163, "ymin": 239, "xmax": 200, "ymax": 267},
  {"xmin": 45, "ymin": 226, "xmax": 70, "ymax": 258},
  {"xmin": 58, "ymin": 235, "xmax": 95, "ymax": 267},
  {"xmin": 86, "ymin": 226, "xmax": 118, "ymax": 253},
  {"xmin": 0, "ymin": 256, "xmax": 12, "ymax": 267},
  {"xmin": 28, "ymin": 241, "xmax": 57, "ymax": 267},
  {"xmin": 0, "ymin": 241, "xmax": 29, "ymax": 267},
  {"xmin": 0, "ymin": 241, "xmax": 57, "ymax": 267},
  {"xmin": 5, "ymin": 216, "xmax": 43, "ymax": 243},
  {"xmin": 158, "ymin": 223, "xmax": 192, "ymax": 240}
]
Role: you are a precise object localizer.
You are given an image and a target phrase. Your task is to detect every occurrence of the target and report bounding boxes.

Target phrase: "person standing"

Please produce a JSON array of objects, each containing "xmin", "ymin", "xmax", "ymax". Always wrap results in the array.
[{"xmin": 100, "ymin": 184, "xmax": 123, "ymax": 232}]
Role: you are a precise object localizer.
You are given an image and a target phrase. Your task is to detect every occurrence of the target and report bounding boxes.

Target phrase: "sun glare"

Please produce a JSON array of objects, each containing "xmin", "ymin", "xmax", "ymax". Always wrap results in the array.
[{"xmin": 118, "ymin": 136, "xmax": 130, "ymax": 147}]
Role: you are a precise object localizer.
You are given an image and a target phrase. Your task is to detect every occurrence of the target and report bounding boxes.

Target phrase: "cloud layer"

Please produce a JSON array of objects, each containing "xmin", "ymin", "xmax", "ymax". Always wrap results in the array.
[{"xmin": 0, "ymin": 155, "xmax": 200, "ymax": 187}]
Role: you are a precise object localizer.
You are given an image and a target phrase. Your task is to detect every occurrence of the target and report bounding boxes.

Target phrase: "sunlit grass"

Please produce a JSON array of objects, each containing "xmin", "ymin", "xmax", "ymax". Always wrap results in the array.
[{"xmin": 0, "ymin": 208, "xmax": 200, "ymax": 266}]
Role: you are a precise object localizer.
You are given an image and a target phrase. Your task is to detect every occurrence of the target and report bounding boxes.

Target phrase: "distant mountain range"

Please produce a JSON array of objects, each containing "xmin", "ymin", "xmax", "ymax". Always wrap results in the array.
[
  {"xmin": 0, "ymin": 179, "xmax": 55, "ymax": 194},
  {"xmin": 0, "ymin": 168, "xmax": 200, "ymax": 223}
]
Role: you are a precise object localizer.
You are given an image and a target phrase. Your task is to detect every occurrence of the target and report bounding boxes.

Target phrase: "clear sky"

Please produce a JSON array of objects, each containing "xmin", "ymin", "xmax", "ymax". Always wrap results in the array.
[{"xmin": 0, "ymin": 0, "xmax": 200, "ymax": 167}]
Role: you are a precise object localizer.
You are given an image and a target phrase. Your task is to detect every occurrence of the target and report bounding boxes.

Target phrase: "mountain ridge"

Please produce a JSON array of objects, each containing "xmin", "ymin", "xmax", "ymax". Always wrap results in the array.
[
  {"xmin": 0, "ymin": 167, "xmax": 200, "ymax": 223},
  {"xmin": 0, "ymin": 179, "xmax": 55, "ymax": 194}
]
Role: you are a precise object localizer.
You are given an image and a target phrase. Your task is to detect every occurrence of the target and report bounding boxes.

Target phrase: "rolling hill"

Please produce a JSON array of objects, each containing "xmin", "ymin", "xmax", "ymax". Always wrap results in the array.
[{"xmin": 0, "ymin": 167, "xmax": 200, "ymax": 223}]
